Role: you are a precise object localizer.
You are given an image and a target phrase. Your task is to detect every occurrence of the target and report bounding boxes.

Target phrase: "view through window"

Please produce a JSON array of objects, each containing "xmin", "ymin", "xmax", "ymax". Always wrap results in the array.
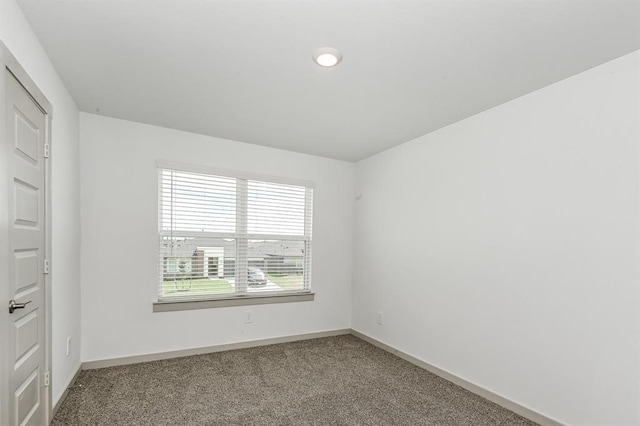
[{"xmin": 158, "ymin": 166, "xmax": 313, "ymax": 301}]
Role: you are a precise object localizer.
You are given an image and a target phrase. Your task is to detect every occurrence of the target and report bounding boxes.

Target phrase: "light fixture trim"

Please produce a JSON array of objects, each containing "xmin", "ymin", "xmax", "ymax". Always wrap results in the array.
[{"xmin": 313, "ymin": 47, "xmax": 342, "ymax": 67}]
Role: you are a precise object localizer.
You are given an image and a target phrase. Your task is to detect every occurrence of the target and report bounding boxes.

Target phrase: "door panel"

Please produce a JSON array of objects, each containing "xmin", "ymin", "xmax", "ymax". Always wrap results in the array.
[
  {"xmin": 15, "ymin": 310, "xmax": 39, "ymax": 363},
  {"xmin": 14, "ymin": 110, "xmax": 40, "ymax": 164},
  {"xmin": 15, "ymin": 367, "xmax": 40, "ymax": 426},
  {"xmin": 14, "ymin": 180, "xmax": 39, "ymax": 226},
  {"xmin": 14, "ymin": 250, "xmax": 38, "ymax": 292},
  {"xmin": 6, "ymin": 70, "xmax": 47, "ymax": 426}
]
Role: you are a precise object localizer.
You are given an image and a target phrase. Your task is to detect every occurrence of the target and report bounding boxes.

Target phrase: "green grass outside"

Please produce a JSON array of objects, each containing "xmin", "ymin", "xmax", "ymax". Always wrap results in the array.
[
  {"xmin": 162, "ymin": 278, "xmax": 233, "ymax": 297},
  {"xmin": 266, "ymin": 274, "xmax": 304, "ymax": 291},
  {"xmin": 161, "ymin": 274, "xmax": 304, "ymax": 297}
]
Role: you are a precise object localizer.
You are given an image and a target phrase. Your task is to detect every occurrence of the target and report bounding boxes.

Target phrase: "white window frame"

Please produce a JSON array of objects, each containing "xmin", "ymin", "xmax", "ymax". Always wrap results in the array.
[{"xmin": 153, "ymin": 160, "xmax": 315, "ymax": 312}]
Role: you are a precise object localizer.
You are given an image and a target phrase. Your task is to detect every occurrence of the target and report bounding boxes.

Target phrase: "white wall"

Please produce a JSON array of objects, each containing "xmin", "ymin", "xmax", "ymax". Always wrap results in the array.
[
  {"xmin": 4, "ymin": 4, "xmax": 636, "ymax": 422},
  {"xmin": 353, "ymin": 51, "xmax": 640, "ymax": 425},
  {"xmin": 0, "ymin": 0, "xmax": 81, "ymax": 407},
  {"xmin": 79, "ymin": 113, "xmax": 354, "ymax": 362}
]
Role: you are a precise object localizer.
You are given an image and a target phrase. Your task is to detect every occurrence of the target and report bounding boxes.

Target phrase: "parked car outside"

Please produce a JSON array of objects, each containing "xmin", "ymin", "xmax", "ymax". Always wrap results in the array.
[{"xmin": 248, "ymin": 267, "xmax": 267, "ymax": 286}]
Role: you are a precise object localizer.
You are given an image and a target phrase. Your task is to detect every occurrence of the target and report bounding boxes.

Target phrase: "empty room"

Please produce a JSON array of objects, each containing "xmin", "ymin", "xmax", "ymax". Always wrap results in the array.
[{"xmin": 1, "ymin": 0, "xmax": 639, "ymax": 425}]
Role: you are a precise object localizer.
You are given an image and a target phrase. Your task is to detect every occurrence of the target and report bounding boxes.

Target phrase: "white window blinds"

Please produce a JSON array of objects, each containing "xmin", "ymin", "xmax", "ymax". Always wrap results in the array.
[{"xmin": 158, "ymin": 164, "xmax": 313, "ymax": 301}]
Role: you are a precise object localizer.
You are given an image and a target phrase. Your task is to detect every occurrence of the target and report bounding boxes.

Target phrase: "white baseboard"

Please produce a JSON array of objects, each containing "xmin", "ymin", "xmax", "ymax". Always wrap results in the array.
[
  {"xmin": 51, "ymin": 363, "xmax": 82, "ymax": 420},
  {"xmin": 351, "ymin": 329, "xmax": 565, "ymax": 426},
  {"xmin": 82, "ymin": 328, "xmax": 352, "ymax": 369}
]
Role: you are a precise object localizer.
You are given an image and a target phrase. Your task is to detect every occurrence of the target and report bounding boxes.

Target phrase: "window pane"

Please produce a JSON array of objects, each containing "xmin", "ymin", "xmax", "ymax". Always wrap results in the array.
[
  {"xmin": 246, "ymin": 239, "xmax": 306, "ymax": 292},
  {"xmin": 158, "ymin": 166, "xmax": 313, "ymax": 303},
  {"xmin": 159, "ymin": 236, "xmax": 236, "ymax": 299},
  {"xmin": 247, "ymin": 181, "xmax": 305, "ymax": 236},
  {"xmin": 161, "ymin": 170, "xmax": 236, "ymax": 233}
]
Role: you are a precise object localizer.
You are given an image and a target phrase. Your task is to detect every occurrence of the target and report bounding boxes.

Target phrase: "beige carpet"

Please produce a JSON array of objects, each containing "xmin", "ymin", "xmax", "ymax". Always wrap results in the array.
[{"xmin": 53, "ymin": 335, "xmax": 538, "ymax": 425}]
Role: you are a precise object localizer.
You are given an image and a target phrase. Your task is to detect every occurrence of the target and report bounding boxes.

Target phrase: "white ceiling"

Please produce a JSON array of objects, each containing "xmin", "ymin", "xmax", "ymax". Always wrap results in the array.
[{"xmin": 18, "ymin": 0, "xmax": 640, "ymax": 162}]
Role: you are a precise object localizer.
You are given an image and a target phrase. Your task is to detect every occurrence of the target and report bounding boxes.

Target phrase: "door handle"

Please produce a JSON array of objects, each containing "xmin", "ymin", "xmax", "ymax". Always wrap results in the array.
[{"xmin": 8, "ymin": 299, "xmax": 31, "ymax": 314}]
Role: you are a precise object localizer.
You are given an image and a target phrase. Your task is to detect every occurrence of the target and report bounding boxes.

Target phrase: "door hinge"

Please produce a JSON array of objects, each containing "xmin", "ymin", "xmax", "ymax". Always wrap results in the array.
[
  {"xmin": 44, "ymin": 371, "xmax": 50, "ymax": 387},
  {"xmin": 44, "ymin": 259, "xmax": 50, "ymax": 274},
  {"xmin": 44, "ymin": 143, "xmax": 50, "ymax": 158}
]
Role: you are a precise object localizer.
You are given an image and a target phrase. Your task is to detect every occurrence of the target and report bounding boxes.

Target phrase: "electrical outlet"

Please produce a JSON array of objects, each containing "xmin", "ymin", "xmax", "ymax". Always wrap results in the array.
[
  {"xmin": 376, "ymin": 312, "xmax": 384, "ymax": 325},
  {"xmin": 66, "ymin": 337, "xmax": 71, "ymax": 357},
  {"xmin": 245, "ymin": 311, "xmax": 253, "ymax": 324}
]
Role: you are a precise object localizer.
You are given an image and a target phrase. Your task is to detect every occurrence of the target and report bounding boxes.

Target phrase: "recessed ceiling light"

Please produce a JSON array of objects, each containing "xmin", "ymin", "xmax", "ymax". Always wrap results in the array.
[{"xmin": 313, "ymin": 47, "xmax": 342, "ymax": 67}]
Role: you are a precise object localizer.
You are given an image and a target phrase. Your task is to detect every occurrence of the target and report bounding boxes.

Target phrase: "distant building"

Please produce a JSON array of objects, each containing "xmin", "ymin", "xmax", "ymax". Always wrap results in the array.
[{"xmin": 161, "ymin": 238, "xmax": 304, "ymax": 280}]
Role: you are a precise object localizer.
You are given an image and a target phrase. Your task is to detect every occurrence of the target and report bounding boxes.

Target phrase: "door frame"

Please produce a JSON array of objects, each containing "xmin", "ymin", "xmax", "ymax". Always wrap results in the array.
[{"xmin": 0, "ymin": 41, "xmax": 53, "ymax": 425}]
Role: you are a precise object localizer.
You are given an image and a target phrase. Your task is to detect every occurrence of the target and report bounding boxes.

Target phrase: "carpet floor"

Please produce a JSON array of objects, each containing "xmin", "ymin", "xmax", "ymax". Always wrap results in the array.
[{"xmin": 52, "ymin": 335, "xmax": 538, "ymax": 425}]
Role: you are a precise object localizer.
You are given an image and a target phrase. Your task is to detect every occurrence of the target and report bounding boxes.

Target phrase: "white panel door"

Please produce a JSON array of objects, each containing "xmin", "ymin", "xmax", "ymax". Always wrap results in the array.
[{"xmin": 5, "ymin": 70, "xmax": 48, "ymax": 426}]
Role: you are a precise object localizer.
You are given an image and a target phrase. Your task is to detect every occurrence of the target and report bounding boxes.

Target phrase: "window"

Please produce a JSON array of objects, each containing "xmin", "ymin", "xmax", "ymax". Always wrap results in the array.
[{"xmin": 156, "ymin": 161, "xmax": 314, "ymax": 309}]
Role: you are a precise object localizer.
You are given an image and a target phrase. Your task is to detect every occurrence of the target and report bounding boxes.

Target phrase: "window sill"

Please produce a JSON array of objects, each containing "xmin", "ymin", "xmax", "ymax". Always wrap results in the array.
[{"xmin": 153, "ymin": 292, "xmax": 315, "ymax": 312}]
